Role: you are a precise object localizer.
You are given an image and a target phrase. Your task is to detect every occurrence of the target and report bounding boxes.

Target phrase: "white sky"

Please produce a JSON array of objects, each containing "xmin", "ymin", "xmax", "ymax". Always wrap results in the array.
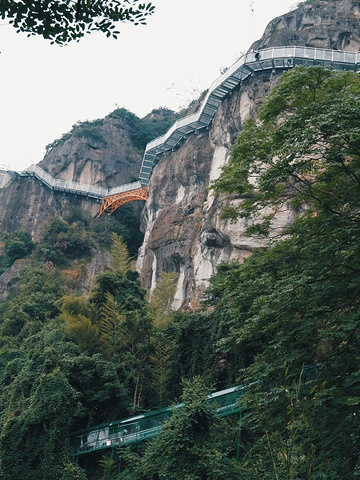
[{"xmin": 0, "ymin": 0, "xmax": 296, "ymax": 171}]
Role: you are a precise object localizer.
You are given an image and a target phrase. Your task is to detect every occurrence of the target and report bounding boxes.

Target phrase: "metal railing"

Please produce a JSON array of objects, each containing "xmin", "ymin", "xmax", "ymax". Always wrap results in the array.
[
  {"xmin": 3, "ymin": 46, "xmax": 359, "ymax": 195},
  {"xmin": 24, "ymin": 165, "xmax": 140, "ymax": 200}
]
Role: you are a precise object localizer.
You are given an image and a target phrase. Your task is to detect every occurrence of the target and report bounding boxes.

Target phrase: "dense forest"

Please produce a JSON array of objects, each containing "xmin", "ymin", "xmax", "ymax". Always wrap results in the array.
[{"xmin": 0, "ymin": 65, "xmax": 359, "ymax": 479}]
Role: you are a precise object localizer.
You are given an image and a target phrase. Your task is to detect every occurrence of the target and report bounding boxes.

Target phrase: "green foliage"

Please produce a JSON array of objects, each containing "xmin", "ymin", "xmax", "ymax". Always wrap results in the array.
[
  {"xmin": 149, "ymin": 331, "xmax": 173, "ymax": 408},
  {"xmin": 90, "ymin": 247, "xmax": 153, "ymax": 409},
  {"xmin": 58, "ymin": 294, "xmax": 101, "ymax": 355},
  {"xmin": 91, "ymin": 269, "xmax": 146, "ymax": 313},
  {"xmin": 212, "ymin": 66, "xmax": 360, "ymax": 234},
  {"xmin": 0, "ymin": 207, "xmax": 150, "ymax": 478},
  {"xmin": 0, "ymin": 360, "xmax": 79, "ymax": 479},
  {"xmin": 2, "ymin": 230, "xmax": 35, "ymax": 267},
  {"xmin": 65, "ymin": 206, "xmax": 92, "ymax": 227},
  {"xmin": 45, "ymin": 107, "xmax": 179, "ymax": 154},
  {"xmin": 149, "ymin": 271, "xmax": 178, "ymax": 329},
  {"xmin": 109, "ymin": 107, "xmax": 181, "ymax": 151},
  {"xmin": 91, "ymin": 203, "xmax": 144, "ymax": 256},
  {"xmin": 66, "ymin": 352, "xmax": 129, "ymax": 427},
  {"xmin": 168, "ymin": 311, "xmax": 220, "ymax": 395},
  {"xmin": 1, "ymin": 0, "xmax": 155, "ymax": 44},
  {"xmin": 39, "ymin": 217, "xmax": 93, "ymax": 263},
  {"xmin": 98, "ymin": 289, "xmax": 152, "ymax": 407},
  {"xmin": 71, "ymin": 119, "xmax": 105, "ymax": 143},
  {"xmin": 46, "ymin": 119, "xmax": 105, "ymax": 153},
  {"xmin": 0, "ymin": 266, "xmax": 64, "ymax": 340},
  {"xmin": 237, "ymin": 366, "xmax": 324, "ymax": 480},
  {"xmin": 99, "ymin": 454, "xmax": 117, "ymax": 480},
  {"xmin": 110, "ymin": 233, "xmax": 132, "ymax": 274},
  {"xmin": 205, "ymin": 211, "xmax": 360, "ymax": 477},
  {"xmin": 101, "ymin": 291, "xmax": 126, "ymax": 352}
]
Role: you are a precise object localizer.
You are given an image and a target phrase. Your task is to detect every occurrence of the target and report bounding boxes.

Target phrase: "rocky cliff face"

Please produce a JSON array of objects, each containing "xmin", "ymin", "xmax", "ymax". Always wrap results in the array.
[
  {"xmin": 38, "ymin": 115, "xmax": 141, "ymax": 188},
  {"xmin": 137, "ymin": 72, "xmax": 294, "ymax": 309},
  {"xmin": 251, "ymin": 0, "xmax": 360, "ymax": 52},
  {"xmin": 137, "ymin": 0, "xmax": 360, "ymax": 309},
  {"xmin": 0, "ymin": 113, "xmax": 142, "ymax": 238}
]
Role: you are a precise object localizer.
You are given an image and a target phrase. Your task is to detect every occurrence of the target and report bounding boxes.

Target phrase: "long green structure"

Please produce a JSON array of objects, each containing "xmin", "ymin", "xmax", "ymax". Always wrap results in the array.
[{"xmin": 70, "ymin": 384, "xmax": 248, "ymax": 459}]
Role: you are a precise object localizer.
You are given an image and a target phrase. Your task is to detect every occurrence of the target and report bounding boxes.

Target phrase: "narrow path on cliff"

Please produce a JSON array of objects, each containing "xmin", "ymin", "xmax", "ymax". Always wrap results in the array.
[{"xmin": 2, "ymin": 46, "xmax": 359, "ymax": 215}]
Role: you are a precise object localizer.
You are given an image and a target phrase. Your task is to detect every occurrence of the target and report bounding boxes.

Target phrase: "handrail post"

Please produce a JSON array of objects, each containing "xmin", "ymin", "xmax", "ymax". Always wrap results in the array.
[{"xmin": 236, "ymin": 411, "xmax": 243, "ymax": 462}]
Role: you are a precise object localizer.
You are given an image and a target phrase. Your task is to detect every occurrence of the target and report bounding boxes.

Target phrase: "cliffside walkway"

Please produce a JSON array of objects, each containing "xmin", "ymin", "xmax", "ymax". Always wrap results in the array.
[
  {"xmin": 3, "ymin": 46, "xmax": 359, "ymax": 214},
  {"xmin": 70, "ymin": 384, "xmax": 248, "ymax": 459},
  {"xmin": 1, "ymin": 164, "xmax": 147, "ymax": 214}
]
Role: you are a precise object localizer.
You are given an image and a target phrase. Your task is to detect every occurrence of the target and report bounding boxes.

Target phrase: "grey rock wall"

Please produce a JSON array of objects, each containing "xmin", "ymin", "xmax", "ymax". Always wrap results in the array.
[
  {"xmin": 251, "ymin": 0, "xmax": 360, "ymax": 51},
  {"xmin": 137, "ymin": 72, "xmax": 295, "ymax": 308}
]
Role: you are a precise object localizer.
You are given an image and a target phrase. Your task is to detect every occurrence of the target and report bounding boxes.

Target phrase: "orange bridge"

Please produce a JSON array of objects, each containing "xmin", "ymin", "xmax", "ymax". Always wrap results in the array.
[{"xmin": 98, "ymin": 186, "xmax": 148, "ymax": 216}]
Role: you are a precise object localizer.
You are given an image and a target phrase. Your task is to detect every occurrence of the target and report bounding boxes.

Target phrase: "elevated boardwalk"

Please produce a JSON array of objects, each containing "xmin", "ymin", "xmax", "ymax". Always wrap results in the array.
[
  {"xmin": 2, "ymin": 46, "xmax": 359, "ymax": 214},
  {"xmin": 24, "ymin": 164, "xmax": 142, "ymax": 201},
  {"xmin": 70, "ymin": 384, "xmax": 248, "ymax": 458},
  {"xmin": 139, "ymin": 46, "xmax": 360, "ymax": 185},
  {"xmin": 1, "ymin": 164, "xmax": 144, "ymax": 215}
]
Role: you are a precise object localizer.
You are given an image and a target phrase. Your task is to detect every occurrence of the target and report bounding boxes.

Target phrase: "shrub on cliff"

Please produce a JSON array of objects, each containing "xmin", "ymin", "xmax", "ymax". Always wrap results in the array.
[
  {"xmin": 38, "ymin": 217, "xmax": 93, "ymax": 264},
  {"xmin": 1, "ymin": 231, "xmax": 35, "ymax": 268}
]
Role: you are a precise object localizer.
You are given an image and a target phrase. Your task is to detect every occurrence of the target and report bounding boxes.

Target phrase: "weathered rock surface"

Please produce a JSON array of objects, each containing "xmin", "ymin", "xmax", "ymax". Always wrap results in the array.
[
  {"xmin": 0, "ymin": 259, "xmax": 29, "ymax": 302},
  {"xmin": 39, "ymin": 115, "xmax": 141, "ymax": 188},
  {"xmin": 251, "ymin": 0, "xmax": 360, "ymax": 52},
  {"xmin": 137, "ymin": 0, "xmax": 360, "ymax": 309},
  {"xmin": 137, "ymin": 72, "xmax": 294, "ymax": 308}
]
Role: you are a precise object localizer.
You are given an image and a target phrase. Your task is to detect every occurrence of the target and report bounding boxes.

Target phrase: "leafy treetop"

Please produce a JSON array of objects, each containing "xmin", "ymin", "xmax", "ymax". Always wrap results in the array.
[{"xmin": 1, "ymin": 0, "xmax": 154, "ymax": 44}]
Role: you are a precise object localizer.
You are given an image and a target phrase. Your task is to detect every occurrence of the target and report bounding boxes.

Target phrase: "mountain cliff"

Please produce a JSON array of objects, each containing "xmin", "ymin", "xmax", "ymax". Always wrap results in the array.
[
  {"xmin": 0, "ymin": 113, "xmax": 141, "ymax": 237},
  {"xmin": 137, "ymin": 0, "xmax": 360, "ymax": 309},
  {"xmin": 0, "ymin": 108, "xmax": 177, "ymax": 296},
  {"xmin": 1, "ymin": 0, "xmax": 359, "ymax": 308},
  {"xmin": 251, "ymin": 0, "xmax": 360, "ymax": 51},
  {"xmin": 0, "ymin": 108, "xmax": 179, "ymax": 237}
]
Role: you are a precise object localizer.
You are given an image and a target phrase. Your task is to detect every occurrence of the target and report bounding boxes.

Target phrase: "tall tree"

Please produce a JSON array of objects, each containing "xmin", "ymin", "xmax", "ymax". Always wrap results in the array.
[
  {"xmin": 58, "ymin": 294, "xmax": 101, "ymax": 355},
  {"xmin": 149, "ymin": 271, "xmax": 178, "ymax": 329},
  {"xmin": 91, "ymin": 236, "xmax": 152, "ymax": 409},
  {"xmin": 110, "ymin": 233, "xmax": 133, "ymax": 275}
]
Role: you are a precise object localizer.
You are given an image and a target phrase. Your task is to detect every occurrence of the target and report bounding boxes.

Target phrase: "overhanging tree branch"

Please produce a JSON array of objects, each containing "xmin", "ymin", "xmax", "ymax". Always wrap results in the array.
[{"xmin": 0, "ymin": 0, "xmax": 155, "ymax": 44}]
